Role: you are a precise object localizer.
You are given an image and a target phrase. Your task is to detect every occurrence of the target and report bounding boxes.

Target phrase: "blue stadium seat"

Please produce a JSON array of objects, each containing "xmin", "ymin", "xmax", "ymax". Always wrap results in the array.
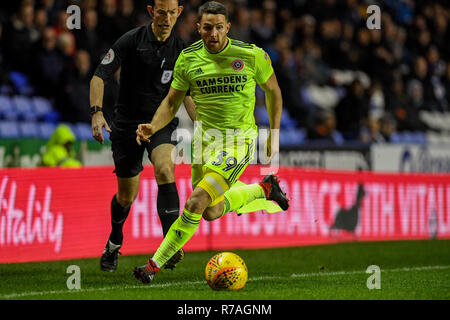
[
  {"xmin": 75, "ymin": 122, "xmax": 94, "ymax": 141},
  {"xmin": 254, "ymin": 106, "xmax": 270, "ymax": 127},
  {"xmin": 32, "ymin": 96, "xmax": 53, "ymax": 119},
  {"xmin": 0, "ymin": 120, "xmax": 20, "ymax": 138},
  {"xmin": 18, "ymin": 121, "xmax": 40, "ymax": 138},
  {"xmin": 11, "ymin": 96, "xmax": 38, "ymax": 121},
  {"xmin": 280, "ymin": 128, "xmax": 306, "ymax": 147},
  {"xmin": 0, "ymin": 95, "xmax": 19, "ymax": 120},
  {"xmin": 38, "ymin": 122, "xmax": 57, "ymax": 139},
  {"xmin": 413, "ymin": 131, "xmax": 427, "ymax": 144},
  {"xmin": 281, "ymin": 111, "xmax": 297, "ymax": 129},
  {"xmin": 9, "ymin": 71, "xmax": 34, "ymax": 95}
]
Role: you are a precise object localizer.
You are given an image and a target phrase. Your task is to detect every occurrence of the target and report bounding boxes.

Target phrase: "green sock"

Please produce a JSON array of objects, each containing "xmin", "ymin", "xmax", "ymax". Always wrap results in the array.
[
  {"xmin": 152, "ymin": 208, "xmax": 202, "ymax": 267},
  {"xmin": 223, "ymin": 183, "xmax": 265, "ymax": 215}
]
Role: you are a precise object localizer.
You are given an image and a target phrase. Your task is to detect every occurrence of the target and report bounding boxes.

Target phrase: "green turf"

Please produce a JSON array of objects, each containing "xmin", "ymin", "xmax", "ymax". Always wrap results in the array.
[{"xmin": 0, "ymin": 240, "xmax": 449, "ymax": 300}]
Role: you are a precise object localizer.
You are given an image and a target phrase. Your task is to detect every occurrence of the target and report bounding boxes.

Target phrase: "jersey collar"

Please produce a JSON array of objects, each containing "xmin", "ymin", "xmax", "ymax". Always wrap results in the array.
[{"xmin": 203, "ymin": 37, "xmax": 231, "ymax": 55}]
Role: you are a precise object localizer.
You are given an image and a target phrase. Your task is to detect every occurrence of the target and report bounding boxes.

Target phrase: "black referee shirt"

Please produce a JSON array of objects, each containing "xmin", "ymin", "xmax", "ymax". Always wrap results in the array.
[{"xmin": 94, "ymin": 23, "xmax": 186, "ymax": 123}]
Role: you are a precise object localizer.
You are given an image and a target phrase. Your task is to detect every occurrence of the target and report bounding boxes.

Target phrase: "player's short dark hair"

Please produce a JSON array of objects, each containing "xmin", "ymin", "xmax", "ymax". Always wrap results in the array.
[
  {"xmin": 148, "ymin": 0, "xmax": 183, "ymax": 7},
  {"xmin": 198, "ymin": 1, "xmax": 229, "ymax": 21}
]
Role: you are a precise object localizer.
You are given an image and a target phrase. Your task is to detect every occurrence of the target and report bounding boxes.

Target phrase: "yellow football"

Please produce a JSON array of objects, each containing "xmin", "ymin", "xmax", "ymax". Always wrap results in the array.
[{"xmin": 205, "ymin": 252, "xmax": 248, "ymax": 290}]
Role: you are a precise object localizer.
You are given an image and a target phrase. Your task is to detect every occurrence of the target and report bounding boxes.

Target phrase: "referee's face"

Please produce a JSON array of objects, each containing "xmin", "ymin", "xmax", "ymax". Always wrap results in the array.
[
  {"xmin": 147, "ymin": 0, "xmax": 183, "ymax": 38},
  {"xmin": 198, "ymin": 13, "xmax": 231, "ymax": 53}
]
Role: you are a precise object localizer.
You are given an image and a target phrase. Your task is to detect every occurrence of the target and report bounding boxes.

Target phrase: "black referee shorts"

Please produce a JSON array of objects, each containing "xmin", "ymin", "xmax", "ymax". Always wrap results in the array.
[{"xmin": 110, "ymin": 118, "xmax": 179, "ymax": 178}]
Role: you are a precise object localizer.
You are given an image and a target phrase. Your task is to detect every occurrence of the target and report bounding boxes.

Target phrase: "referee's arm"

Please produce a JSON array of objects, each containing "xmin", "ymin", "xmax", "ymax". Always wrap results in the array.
[{"xmin": 90, "ymin": 75, "xmax": 112, "ymax": 144}]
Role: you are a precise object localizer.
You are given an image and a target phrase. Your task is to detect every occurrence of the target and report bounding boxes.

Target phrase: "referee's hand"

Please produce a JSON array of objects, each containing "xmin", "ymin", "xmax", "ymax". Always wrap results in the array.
[
  {"xmin": 91, "ymin": 112, "xmax": 111, "ymax": 144},
  {"xmin": 136, "ymin": 123, "xmax": 154, "ymax": 145}
]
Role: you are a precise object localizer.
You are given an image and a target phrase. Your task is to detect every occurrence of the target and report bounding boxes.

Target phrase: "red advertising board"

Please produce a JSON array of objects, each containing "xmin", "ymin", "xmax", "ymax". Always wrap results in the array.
[{"xmin": 1, "ymin": 165, "xmax": 449, "ymax": 263}]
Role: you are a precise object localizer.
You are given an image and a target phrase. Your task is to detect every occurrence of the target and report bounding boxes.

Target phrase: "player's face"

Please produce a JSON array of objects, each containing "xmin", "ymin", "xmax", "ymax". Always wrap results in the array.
[
  {"xmin": 197, "ymin": 13, "xmax": 231, "ymax": 53},
  {"xmin": 147, "ymin": 0, "xmax": 183, "ymax": 36}
]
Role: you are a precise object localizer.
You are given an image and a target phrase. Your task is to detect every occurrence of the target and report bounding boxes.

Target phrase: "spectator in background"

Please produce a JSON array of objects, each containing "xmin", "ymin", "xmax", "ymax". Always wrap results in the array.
[
  {"xmin": 2, "ymin": 2, "xmax": 40, "ymax": 72},
  {"xmin": 406, "ymin": 56, "xmax": 439, "ymax": 111},
  {"xmin": 296, "ymin": 14, "xmax": 316, "ymax": 44},
  {"xmin": 53, "ymin": 10, "xmax": 76, "ymax": 56},
  {"xmin": 115, "ymin": 0, "xmax": 138, "ymax": 36},
  {"xmin": 353, "ymin": 27, "xmax": 371, "ymax": 74},
  {"xmin": 58, "ymin": 50, "xmax": 92, "ymax": 123},
  {"xmin": 443, "ymin": 63, "xmax": 450, "ymax": 110},
  {"xmin": 385, "ymin": 76, "xmax": 429, "ymax": 132},
  {"xmin": 335, "ymin": 79, "xmax": 369, "ymax": 141},
  {"xmin": 378, "ymin": 113, "xmax": 397, "ymax": 143},
  {"xmin": 306, "ymin": 109, "xmax": 343, "ymax": 144},
  {"xmin": 318, "ymin": 18, "xmax": 342, "ymax": 69},
  {"xmin": 97, "ymin": 0, "xmax": 120, "ymax": 53},
  {"xmin": 32, "ymin": 27, "xmax": 65, "ymax": 98},
  {"xmin": 34, "ymin": 6, "xmax": 48, "ymax": 34},
  {"xmin": 250, "ymin": 8, "xmax": 275, "ymax": 47},
  {"xmin": 229, "ymin": 6, "xmax": 251, "ymax": 43},
  {"xmin": 41, "ymin": 124, "xmax": 82, "ymax": 167},
  {"xmin": 176, "ymin": 9, "xmax": 199, "ymax": 45},
  {"xmin": 74, "ymin": 8, "xmax": 102, "ymax": 66},
  {"xmin": 39, "ymin": 0, "xmax": 62, "ymax": 26}
]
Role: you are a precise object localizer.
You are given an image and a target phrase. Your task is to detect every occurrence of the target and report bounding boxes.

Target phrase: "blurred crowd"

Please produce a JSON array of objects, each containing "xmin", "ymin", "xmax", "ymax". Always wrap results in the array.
[{"xmin": 0, "ymin": 0, "xmax": 449, "ymax": 144}]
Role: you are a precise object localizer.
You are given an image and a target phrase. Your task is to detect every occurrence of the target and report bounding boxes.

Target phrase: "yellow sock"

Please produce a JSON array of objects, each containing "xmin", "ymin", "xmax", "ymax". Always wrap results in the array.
[{"xmin": 152, "ymin": 208, "xmax": 201, "ymax": 267}]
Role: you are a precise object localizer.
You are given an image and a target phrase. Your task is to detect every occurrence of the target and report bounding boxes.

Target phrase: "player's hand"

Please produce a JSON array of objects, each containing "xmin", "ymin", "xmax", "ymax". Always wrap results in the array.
[
  {"xmin": 136, "ymin": 123, "xmax": 154, "ymax": 145},
  {"xmin": 91, "ymin": 112, "xmax": 111, "ymax": 145},
  {"xmin": 265, "ymin": 129, "xmax": 280, "ymax": 163}
]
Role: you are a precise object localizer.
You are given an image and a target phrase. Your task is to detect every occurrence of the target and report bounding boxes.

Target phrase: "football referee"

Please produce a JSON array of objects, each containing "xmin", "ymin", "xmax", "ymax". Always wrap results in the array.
[{"xmin": 89, "ymin": 0, "xmax": 195, "ymax": 272}]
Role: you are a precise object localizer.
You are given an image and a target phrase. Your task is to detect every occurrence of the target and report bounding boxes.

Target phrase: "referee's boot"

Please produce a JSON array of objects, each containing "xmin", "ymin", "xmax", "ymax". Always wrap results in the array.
[
  {"xmin": 259, "ymin": 174, "xmax": 290, "ymax": 211},
  {"xmin": 163, "ymin": 248, "xmax": 185, "ymax": 270},
  {"xmin": 100, "ymin": 239, "xmax": 122, "ymax": 272}
]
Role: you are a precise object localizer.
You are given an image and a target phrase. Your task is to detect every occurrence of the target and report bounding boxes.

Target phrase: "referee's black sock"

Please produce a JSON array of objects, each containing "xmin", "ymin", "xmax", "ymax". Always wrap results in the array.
[
  {"xmin": 157, "ymin": 182, "xmax": 180, "ymax": 237},
  {"xmin": 109, "ymin": 194, "xmax": 131, "ymax": 245}
]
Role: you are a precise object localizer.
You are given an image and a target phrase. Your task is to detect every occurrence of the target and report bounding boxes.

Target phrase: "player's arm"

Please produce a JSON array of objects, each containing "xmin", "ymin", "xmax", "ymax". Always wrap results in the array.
[
  {"xmin": 259, "ymin": 72, "xmax": 282, "ymax": 160},
  {"xmin": 183, "ymin": 95, "xmax": 196, "ymax": 121},
  {"xmin": 136, "ymin": 87, "xmax": 187, "ymax": 145}
]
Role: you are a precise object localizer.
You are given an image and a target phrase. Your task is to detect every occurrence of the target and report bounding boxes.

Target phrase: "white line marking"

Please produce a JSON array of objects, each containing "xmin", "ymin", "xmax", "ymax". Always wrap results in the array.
[{"xmin": 1, "ymin": 265, "xmax": 448, "ymax": 299}]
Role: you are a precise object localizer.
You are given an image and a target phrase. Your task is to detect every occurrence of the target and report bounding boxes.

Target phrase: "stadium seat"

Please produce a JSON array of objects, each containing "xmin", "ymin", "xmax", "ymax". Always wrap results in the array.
[
  {"xmin": 0, "ymin": 95, "xmax": 19, "ymax": 120},
  {"xmin": 18, "ymin": 121, "xmax": 40, "ymax": 138},
  {"xmin": 390, "ymin": 132, "xmax": 402, "ymax": 143},
  {"xmin": 280, "ymin": 128, "xmax": 306, "ymax": 147},
  {"xmin": 11, "ymin": 96, "xmax": 38, "ymax": 121},
  {"xmin": 254, "ymin": 106, "xmax": 270, "ymax": 127},
  {"xmin": 38, "ymin": 122, "xmax": 57, "ymax": 139},
  {"xmin": 0, "ymin": 120, "xmax": 20, "ymax": 138},
  {"xmin": 9, "ymin": 71, "xmax": 34, "ymax": 95},
  {"xmin": 32, "ymin": 96, "xmax": 53, "ymax": 118},
  {"xmin": 75, "ymin": 122, "xmax": 94, "ymax": 141},
  {"xmin": 281, "ymin": 111, "xmax": 297, "ymax": 129}
]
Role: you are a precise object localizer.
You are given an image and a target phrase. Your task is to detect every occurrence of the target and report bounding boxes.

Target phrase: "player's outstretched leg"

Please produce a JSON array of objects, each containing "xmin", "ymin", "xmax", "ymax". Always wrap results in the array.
[
  {"xmin": 133, "ymin": 258, "xmax": 160, "ymax": 284},
  {"xmin": 259, "ymin": 174, "xmax": 290, "ymax": 211}
]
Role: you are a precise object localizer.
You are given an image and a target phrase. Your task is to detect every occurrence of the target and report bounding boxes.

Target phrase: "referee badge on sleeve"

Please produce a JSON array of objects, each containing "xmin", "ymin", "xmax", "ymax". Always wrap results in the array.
[
  {"xmin": 101, "ymin": 49, "xmax": 115, "ymax": 65},
  {"xmin": 161, "ymin": 70, "xmax": 173, "ymax": 84}
]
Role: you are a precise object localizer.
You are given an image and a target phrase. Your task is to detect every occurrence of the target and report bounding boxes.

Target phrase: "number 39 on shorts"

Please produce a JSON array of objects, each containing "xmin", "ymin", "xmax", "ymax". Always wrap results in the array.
[{"xmin": 211, "ymin": 151, "xmax": 237, "ymax": 172}]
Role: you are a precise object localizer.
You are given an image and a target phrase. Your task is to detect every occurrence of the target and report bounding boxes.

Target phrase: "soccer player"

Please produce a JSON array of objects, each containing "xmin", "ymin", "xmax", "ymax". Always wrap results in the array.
[
  {"xmin": 90, "ymin": 0, "xmax": 196, "ymax": 272},
  {"xmin": 133, "ymin": 1, "xmax": 289, "ymax": 284}
]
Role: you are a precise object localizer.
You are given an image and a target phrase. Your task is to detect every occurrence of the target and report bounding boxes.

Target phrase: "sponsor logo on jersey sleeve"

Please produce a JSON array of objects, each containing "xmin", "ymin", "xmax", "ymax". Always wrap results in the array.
[{"xmin": 264, "ymin": 52, "xmax": 271, "ymax": 65}]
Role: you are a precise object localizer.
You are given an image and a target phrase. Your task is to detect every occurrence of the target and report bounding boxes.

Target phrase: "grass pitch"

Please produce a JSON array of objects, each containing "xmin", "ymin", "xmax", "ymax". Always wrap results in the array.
[{"xmin": 0, "ymin": 240, "xmax": 449, "ymax": 300}]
